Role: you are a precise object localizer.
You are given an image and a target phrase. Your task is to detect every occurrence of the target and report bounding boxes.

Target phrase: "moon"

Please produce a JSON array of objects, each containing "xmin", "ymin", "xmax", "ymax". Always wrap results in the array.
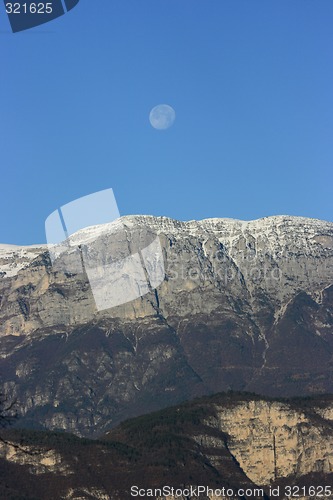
[{"xmin": 149, "ymin": 104, "xmax": 176, "ymax": 130}]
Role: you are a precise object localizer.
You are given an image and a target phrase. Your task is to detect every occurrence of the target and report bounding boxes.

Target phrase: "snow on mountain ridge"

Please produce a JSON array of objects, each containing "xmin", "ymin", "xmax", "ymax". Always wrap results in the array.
[
  {"xmin": 0, "ymin": 245, "xmax": 47, "ymax": 278},
  {"xmin": 0, "ymin": 215, "xmax": 332, "ymax": 278}
]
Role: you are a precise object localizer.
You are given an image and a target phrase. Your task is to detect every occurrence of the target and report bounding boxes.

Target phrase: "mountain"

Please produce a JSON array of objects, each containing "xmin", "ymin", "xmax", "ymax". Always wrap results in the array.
[
  {"xmin": 0, "ymin": 215, "xmax": 333, "ymax": 436},
  {"xmin": 0, "ymin": 392, "xmax": 333, "ymax": 499}
]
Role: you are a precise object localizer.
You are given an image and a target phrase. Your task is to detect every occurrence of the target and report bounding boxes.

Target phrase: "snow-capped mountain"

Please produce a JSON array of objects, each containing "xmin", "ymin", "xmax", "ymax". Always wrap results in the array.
[{"xmin": 0, "ymin": 215, "xmax": 333, "ymax": 436}]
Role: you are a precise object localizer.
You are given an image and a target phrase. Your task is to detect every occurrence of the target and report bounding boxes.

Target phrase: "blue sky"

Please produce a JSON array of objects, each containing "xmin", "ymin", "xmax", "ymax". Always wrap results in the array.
[{"xmin": 1, "ymin": 0, "xmax": 332, "ymax": 244}]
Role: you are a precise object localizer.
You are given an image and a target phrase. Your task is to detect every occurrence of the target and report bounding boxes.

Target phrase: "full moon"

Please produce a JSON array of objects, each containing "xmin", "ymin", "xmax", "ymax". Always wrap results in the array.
[{"xmin": 149, "ymin": 104, "xmax": 176, "ymax": 130}]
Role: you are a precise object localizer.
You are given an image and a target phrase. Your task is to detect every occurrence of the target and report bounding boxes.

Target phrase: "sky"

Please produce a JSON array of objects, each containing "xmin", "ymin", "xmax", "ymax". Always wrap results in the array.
[{"xmin": 1, "ymin": 0, "xmax": 332, "ymax": 245}]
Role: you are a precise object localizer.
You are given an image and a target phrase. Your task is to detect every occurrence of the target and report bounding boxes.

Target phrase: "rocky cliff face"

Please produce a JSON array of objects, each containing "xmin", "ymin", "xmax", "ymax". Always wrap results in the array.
[
  {"xmin": 211, "ymin": 399, "xmax": 333, "ymax": 485},
  {"xmin": 0, "ymin": 393, "xmax": 332, "ymax": 500},
  {"xmin": 0, "ymin": 215, "xmax": 333, "ymax": 435}
]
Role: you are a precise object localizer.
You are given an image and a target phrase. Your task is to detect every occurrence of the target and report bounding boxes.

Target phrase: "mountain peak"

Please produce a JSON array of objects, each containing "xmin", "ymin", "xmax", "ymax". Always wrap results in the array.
[{"xmin": 0, "ymin": 213, "xmax": 333, "ymax": 435}]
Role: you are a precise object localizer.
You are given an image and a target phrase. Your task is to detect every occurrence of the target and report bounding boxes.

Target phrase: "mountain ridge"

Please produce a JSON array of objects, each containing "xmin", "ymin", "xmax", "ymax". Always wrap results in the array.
[
  {"xmin": 0, "ymin": 214, "xmax": 332, "ymax": 435},
  {"xmin": 1, "ymin": 213, "xmax": 332, "ymax": 254}
]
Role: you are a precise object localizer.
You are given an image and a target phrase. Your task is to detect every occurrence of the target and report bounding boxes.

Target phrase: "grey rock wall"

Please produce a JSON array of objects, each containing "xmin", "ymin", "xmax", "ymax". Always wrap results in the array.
[{"xmin": 0, "ymin": 215, "xmax": 332, "ymax": 435}]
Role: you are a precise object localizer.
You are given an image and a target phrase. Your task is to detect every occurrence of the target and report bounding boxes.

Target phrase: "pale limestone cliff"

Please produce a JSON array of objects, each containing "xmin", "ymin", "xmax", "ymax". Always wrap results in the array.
[
  {"xmin": 0, "ymin": 439, "xmax": 71, "ymax": 476},
  {"xmin": 157, "ymin": 399, "xmax": 333, "ymax": 500},
  {"xmin": 214, "ymin": 400, "xmax": 333, "ymax": 485}
]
